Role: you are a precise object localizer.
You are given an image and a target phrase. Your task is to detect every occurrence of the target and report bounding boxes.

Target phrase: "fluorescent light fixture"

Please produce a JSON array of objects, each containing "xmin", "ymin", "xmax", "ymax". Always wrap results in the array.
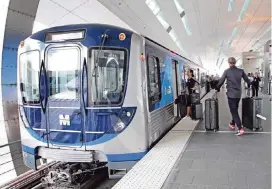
[
  {"xmin": 216, "ymin": 57, "xmax": 220, "ymax": 66},
  {"xmin": 173, "ymin": 0, "xmax": 192, "ymax": 36},
  {"xmin": 157, "ymin": 12, "xmax": 170, "ymax": 29},
  {"xmin": 146, "ymin": 0, "xmax": 188, "ymax": 57},
  {"xmin": 173, "ymin": 0, "xmax": 184, "ymax": 13},
  {"xmin": 219, "ymin": 58, "xmax": 224, "ymax": 68},
  {"xmin": 238, "ymin": 0, "xmax": 251, "ymax": 21},
  {"xmin": 181, "ymin": 15, "xmax": 192, "ymax": 36},
  {"xmin": 146, "ymin": 0, "xmax": 160, "ymax": 15},
  {"xmin": 228, "ymin": 0, "xmax": 234, "ymax": 12},
  {"xmin": 228, "ymin": 26, "xmax": 238, "ymax": 46},
  {"xmin": 169, "ymin": 30, "xmax": 178, "ymax": 42}
]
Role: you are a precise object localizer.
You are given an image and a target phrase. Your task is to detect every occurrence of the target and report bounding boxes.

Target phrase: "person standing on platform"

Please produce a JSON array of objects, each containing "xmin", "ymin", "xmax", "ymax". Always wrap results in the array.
[
  {"xmin": 215, "ymin": 57, "xmax": 251, "ymax": 136},
  {"xmin": 252, "ymin": 72, "xmax": 261, "ymax": 97},
  {"xmin": 185, "ymin": 69, "xmax": 197, "ymax": 117}
]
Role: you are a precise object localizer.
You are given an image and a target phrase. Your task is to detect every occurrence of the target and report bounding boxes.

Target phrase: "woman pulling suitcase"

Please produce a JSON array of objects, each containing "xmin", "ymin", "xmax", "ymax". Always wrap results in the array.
[{"xmin": 186, "ymin": 69, "xmax": 202, "ymax": 120}]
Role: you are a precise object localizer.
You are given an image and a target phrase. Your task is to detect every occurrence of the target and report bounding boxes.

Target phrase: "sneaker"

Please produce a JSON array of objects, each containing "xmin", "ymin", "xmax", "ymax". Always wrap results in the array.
[
  {"xmin": 235, "ymin": 128, "xmax": 245, "ymax": 136},
  {"xmin": 229, "ymin": 123, "xmax": 235, "ymax": 130}
]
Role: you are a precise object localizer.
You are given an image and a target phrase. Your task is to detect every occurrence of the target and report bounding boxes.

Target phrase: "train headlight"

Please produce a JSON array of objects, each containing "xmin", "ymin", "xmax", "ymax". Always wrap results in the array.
[{"xmin": 113, "ymin": 119, "xmax": 125, "ymax": 132}]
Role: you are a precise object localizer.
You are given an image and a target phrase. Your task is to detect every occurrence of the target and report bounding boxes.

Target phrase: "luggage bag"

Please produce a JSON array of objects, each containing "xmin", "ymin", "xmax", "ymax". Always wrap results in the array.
[
  {"xmin": 191, "ymin": 103, "xmax": 203, "ymax": 120},
  {"xmin": 205, "ymin": 92, "xmax": 219, "ymax": 131},
  {"xmin": 179, "ymin": 92, "xmax": 187, "ymax": 118},
  {"xmin": 242, "ymin": 97, "xmax": 263, "ymax": 131}
]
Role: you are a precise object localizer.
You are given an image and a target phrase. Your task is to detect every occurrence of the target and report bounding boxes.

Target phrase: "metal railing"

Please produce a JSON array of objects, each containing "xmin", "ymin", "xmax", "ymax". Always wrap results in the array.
[
  {"xmin": 1, "ymin": 161, "xmax": 57, "ymax": 189},
  {"xmin": 0, "ymin": 140, "xmax": 26, "ymax": 178}
]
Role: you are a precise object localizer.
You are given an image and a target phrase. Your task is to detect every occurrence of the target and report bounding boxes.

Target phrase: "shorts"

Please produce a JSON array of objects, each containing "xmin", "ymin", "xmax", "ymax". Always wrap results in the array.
[{"xmin": 186, "ymin": 95, "xmax": 191, "ymax": 107}]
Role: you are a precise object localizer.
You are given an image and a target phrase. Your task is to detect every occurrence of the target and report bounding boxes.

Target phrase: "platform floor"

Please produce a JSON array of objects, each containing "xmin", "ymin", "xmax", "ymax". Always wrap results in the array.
[{"xmin": 163, "ymin": 90, "xmax": 271, "ymax": 189}]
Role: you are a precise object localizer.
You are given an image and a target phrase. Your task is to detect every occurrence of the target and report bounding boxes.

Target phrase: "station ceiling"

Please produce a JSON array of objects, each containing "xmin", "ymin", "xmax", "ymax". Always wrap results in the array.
[{"xmin": 34, "ymin": 0, "xmax": 271, "ymax": 70}]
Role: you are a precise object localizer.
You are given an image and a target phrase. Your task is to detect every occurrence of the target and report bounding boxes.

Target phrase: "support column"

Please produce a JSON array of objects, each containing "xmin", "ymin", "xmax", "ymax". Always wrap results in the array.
[
  {"xmin": 0, "ymin": 0, "xmax": 39, "ymax": 181},
  {"xmin": 262, "ymin": 40, "xmax": 271, "ymax": 94}
]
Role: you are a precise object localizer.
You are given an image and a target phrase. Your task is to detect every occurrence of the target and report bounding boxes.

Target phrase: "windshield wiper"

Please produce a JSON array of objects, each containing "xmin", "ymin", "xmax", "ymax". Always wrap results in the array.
[
  {"xmin": 92, "ymin": 30, "xmax": 109, "ymax": 77},
  {"xmin": 92, "ymin": 30, "xmax": 109, "ymax": 101}
]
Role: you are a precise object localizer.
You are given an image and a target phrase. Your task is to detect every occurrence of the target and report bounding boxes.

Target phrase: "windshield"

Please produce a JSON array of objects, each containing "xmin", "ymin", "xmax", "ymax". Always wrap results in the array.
[
  {"xmin": 89, "ymin": 48, "xmax": 127, "ymax": 105},
  {"xmin": 47, "ymin": 47, "xmax": 80, "ymax": 100},
  {"xmin": 19, "ymin": 51, "xmax": 40, "ymax": 104}
]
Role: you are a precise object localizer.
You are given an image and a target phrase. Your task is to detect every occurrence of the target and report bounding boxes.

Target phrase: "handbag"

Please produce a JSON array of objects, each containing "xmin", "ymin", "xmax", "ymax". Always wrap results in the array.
[
  {"xmin": 190, "ymin": 78, "xmax": 200, "ymax": 104},
  {"xmin": 190, "ymin": 92, "xmax": 200, "ymax": 104}
]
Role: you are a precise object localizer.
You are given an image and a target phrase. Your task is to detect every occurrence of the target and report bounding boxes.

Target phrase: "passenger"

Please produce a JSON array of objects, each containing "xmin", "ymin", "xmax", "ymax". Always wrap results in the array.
[
  {"xmin": 252, "ymin": 72, "xmax": 261, "ymax": 97},
  {"xmin": 247, "ymin": 73, "xmax": 253, "ymax": 89},
  {"xmin": 206, "ymin": 75, "xmax": 210, "ymax": 92},
  {"xmin": 215, "ymin": 57, "xmax": 251, "ymax": 136},
  {"xmin": 186, "ymin": 69, "xmax": 197, "ymax": 117}
]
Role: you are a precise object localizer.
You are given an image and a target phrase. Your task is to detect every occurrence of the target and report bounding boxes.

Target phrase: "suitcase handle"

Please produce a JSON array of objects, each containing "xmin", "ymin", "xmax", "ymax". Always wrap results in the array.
[
  {"xmin": 245, "ymin": 88, "xmax": 250, "ymax": 98},
  {"xmin": 212, "ymin": 91, "xmax": 218, "ymax": 100}
]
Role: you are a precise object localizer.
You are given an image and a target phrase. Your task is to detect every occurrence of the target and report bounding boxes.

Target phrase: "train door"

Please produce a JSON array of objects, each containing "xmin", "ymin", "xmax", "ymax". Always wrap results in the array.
[
  {"xmin": 44, "ymin": 45, "xmax": 84, "ymax": 148},
  {"xmin": 171, "ymin": 60, "xmax": 180, "ymax": 119}
]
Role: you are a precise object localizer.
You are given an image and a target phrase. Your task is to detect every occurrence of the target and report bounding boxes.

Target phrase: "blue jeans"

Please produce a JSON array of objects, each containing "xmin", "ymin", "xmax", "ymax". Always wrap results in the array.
[{"xmin": 228, "ymin": 97, "xmax": 242, "ymax": 129}]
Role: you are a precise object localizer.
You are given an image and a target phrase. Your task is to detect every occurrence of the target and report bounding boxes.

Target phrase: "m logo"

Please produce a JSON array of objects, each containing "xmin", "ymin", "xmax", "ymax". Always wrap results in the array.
[{"xmin": 59, "ymin": 115, "xmax": 70, "ymax": 126}]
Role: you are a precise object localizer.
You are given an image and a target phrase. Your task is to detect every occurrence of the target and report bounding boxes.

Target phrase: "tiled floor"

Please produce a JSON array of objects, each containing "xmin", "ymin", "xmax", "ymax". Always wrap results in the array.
[{"xmin": 163, "ymin": 90, "xmax": 271, "ymax": 189}]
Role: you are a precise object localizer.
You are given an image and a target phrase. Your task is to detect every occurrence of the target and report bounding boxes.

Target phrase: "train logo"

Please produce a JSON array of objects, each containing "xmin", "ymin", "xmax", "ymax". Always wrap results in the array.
[{"xmin": 59, "ymin": 115, "xmax": 70, "ymax": 126}]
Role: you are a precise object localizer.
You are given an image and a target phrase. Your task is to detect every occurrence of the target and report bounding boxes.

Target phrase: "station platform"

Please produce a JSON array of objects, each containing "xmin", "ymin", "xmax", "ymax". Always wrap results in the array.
[{"xmin": 113, "ymin": 89, "xmax": 271, "ymax": 189}]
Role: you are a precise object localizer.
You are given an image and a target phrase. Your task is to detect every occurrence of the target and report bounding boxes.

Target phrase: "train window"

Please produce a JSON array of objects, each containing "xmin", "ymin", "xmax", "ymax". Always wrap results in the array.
[
  {"xmin": 19, "ymin": 51, "xmax": 40, "ymax": 104},
  {"xmin": 147, "ymin": 56, "xmax": 161, "ymax": 102},
  {"xmin": 47, "ymin": 47, "xmax": 80, "ymax": 100},
  {"xmin": 89, "ymin": 48, "xmax": 127, "ymax": 105}
]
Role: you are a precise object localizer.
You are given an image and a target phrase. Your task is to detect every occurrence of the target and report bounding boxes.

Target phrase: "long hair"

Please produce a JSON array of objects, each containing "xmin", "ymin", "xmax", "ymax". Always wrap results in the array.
[{"xmin": 190, "ymin": 69, "xmax": 194, "ymax": 77}]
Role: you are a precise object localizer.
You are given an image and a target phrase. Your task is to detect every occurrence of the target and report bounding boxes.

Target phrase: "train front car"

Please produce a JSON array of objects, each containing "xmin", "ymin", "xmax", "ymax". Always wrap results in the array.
[{"xmin": 17, "ymin": 24, "xmax": 147, "ymax": 180}]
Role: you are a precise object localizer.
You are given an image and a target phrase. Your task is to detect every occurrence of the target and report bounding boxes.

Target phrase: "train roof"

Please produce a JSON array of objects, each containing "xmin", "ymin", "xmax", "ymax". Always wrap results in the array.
[
  {"xmin": 31, "ymin": 23, "xmax": 134, "ymax": 40},
  {"xmin": 30, "ymin": 23, "xmax": 206, "ymax": 71}
]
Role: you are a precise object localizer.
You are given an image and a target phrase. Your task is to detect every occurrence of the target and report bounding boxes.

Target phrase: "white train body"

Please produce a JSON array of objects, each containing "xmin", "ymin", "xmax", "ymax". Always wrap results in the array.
[{"xmin": 17, "ymin": 24, "xmax": 207, "ymax": 178}]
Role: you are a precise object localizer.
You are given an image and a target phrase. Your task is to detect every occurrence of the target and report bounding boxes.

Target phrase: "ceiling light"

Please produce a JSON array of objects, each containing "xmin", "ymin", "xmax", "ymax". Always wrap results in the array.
[
  {"xmin": 216, "ymin": 57, "xmax": 220, "ymax": 66},
  {"xmin": 173, "ymin": 0, "xmax": 192, "ymax": 36},
  {"xmin": 228, "ymin": 26, "xmax": 238, "ymax": 46},
  {"xmin": 228, "ymin": 0, "xmax": 234, "ymax": 12},
  {"xmin": 238, "ymin": 0, "xmax": 251, "ymax": 21},
  {"xmin": 173, "ymin": 0, "xmax": 184, "ymax": 13},
  {"xmin": 181, "ymin": 15, "xmax": 192, "ymax": 36},
  {"xmin": 156, "ymin": 12, "xmax": 170, "ymax": 29},
  {"xmin": 169, "ymin": 30, "xmax": 178, "ymax": 42},
  {"xmin": 146, "ymin": 0, "xmax": 188, "ymax": 58},
  {"xmin": 146, "ymin": 0, "xmax": 160, "ymax": 15},
  {"xmin": 219, "ymin": 58, "xmax": 224, "ymax": 68}
]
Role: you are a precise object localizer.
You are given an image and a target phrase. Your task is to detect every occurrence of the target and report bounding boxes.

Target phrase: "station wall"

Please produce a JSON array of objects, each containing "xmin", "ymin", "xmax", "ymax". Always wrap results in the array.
[{"xmin": 0, "ymin": 0, "xmax": 39, "ymax": 184}]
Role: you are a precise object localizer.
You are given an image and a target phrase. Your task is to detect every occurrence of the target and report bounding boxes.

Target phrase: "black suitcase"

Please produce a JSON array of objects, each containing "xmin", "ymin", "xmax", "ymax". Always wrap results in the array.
[
  {"xmin": 191, "ymin": 103, "xmax": 203, "ymax": 120},
  {"xmin": 174, "ymin": 91, "xmax": 187, "ymax": 119},
  {"xmin": 205, "ymin": 94, "xmax": 219, "ymax": 131},
  {"xmin": 179, "ymin": 92, "xmax": 187, "ymax": 118},
  {"xmin": 242, "ymin": 97, "xmax": 263, "ymax": 131}
]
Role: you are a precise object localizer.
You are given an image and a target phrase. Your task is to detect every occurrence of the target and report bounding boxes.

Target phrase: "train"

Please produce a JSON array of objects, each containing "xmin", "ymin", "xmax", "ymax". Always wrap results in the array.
[{"xmin": 17, "ymin": 24, "xmax": 208, "ymax": 182}]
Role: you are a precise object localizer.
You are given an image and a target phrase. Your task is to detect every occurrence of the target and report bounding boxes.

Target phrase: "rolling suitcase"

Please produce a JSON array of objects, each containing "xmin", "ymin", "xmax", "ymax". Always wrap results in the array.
[
  {"xmin": 242, "ymin": 97, "xmax": 263, "ymax": 131},
  {"xmin": 174, "ymin": 91, "xmax": 187, "ymax": 119},
  {"xmin": 179, "ymin": 91, "xmax": 187, "ymax": 118},
  {"xmin": 191, "ymin": 103, "xmax": 203, "ymax": 120},
  {"xmin": 205, "ymin": 92, "xmax": 219, "ymax": 131}
]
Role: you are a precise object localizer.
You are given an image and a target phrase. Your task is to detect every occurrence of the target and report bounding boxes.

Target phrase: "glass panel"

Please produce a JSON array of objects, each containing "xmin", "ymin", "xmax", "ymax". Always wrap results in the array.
[
  {"xmin": 90, "ymin": 49, "xmax": 126, "ymax": 105},
  {"xmin": 19, "ymin": 51, "xmax": 40, "ymax": 104},
  {"xmin": 47, "ymin": 47, "xmax": 80, "ymax": 100},
  {"xmin": 147, "ymin": 56, "xmax": 160, "ymax": 98}
]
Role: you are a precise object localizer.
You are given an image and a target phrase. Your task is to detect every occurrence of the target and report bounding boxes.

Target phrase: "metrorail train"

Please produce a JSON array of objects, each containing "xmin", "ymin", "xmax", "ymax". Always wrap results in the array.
[{"xmin": 17, "ymin": 24, "xmax": 207, "ymax": 180}]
